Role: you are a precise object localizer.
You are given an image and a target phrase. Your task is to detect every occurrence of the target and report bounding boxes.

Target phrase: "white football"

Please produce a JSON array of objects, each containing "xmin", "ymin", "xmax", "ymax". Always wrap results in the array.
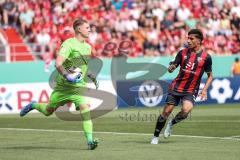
[{"xmin": 68, "ymin": 67, "xmax": 83, "ymax": 81}]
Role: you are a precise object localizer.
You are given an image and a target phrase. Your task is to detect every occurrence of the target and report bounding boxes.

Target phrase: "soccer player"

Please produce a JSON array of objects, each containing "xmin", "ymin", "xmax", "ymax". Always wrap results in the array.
[
  {"xmin": 20, "ymin": 18, "xmax": 99, "ymax": 150},
  {"xmin": 151, "ymin": 29, "xmax": 213, "ymax": 144}
]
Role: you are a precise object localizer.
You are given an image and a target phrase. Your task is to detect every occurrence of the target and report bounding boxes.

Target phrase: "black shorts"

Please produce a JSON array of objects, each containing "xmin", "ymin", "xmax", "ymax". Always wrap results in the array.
[{"xmin": 165, "ymin": 91, "xmax": 195, "ymax": 106}]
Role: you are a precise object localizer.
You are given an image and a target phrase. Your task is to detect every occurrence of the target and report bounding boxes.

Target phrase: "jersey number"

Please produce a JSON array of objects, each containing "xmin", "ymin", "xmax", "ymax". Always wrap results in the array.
[{"xmin": 186, "ymin": 62, "xmax": 195, "ymax": 70}]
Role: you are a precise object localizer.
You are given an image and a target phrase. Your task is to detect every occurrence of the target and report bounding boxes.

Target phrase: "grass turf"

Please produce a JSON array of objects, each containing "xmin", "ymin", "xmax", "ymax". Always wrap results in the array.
[{"xmin": 0, "ymin": 104, "xmax": 239, "ymax": 160}]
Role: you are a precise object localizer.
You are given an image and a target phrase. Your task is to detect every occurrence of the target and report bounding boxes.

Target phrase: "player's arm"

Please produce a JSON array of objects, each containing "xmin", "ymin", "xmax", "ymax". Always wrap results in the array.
[
  {"xmin": 55, "ymin": 41, "xmax": 81, "ymax": 83},
  {"xmin": 86, "ymin": 46, "xmax": 99, "ymax": 89},
  {"xmin": 199, "ymin": 55, "xmax": 213, "ymax": 100},
  {"xmin": 55, "ymin": 54, "xmax": 68, "ymax": 77},
  {"xmin": 55, "ymin": 40, "xmax": 70, "ymax": 77},
  {"xmin": 199, "ymin": 72, "xmax": 213, "ymax": 100},
  {"xmin": 168, "ymin": 64, "xmax": 177, "ymax": 73},
  {"xmin": 168, "ymin": 50, "xmax": 182, "ymax": 73}
]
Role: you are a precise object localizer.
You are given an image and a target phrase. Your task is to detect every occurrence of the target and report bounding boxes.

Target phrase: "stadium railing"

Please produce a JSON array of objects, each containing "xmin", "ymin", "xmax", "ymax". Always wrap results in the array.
[{"xmin": 0, "ymin": 43, "xmax": 45, "ymax": 62}]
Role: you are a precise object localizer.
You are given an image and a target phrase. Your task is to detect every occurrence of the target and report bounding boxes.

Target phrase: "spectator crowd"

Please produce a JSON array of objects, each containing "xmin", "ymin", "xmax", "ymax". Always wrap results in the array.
[{"xmin": 0, "ymin": 0, "xmax": 239, "ymax": 58}]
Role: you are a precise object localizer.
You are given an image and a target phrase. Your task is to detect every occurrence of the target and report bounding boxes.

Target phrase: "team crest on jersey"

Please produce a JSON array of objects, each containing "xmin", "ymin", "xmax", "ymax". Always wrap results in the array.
[
  {"xmin": 197, "ymin": 57, "xmax": 203, "ymax": 62},
  {"xmin": 184, "ymin": 56, "xmax": 187, "ymax": 60},
  {"xmin": 61, "ymin": 48, "xmax": 66, "ymax": 53}
]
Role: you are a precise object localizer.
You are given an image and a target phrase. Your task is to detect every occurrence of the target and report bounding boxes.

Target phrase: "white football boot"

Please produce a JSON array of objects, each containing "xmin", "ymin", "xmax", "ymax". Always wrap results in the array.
[
  {"xmin": 164, "ymin": 119, "xmax": 173, "ymax": 138},
  {"xmin": 150, "ymin": 136, "xmax": 159, "ymax": 144}
]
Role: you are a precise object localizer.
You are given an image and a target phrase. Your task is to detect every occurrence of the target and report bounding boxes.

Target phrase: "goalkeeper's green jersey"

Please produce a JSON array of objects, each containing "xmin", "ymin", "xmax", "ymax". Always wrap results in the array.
[{"xmin": 55, "ymin": 37, "xmax": 91, "ymax": 90}]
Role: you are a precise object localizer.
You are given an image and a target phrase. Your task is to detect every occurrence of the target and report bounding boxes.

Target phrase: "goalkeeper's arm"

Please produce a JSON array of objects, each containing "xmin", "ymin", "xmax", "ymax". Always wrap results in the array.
[
  {"xmin": 55, "ymin": 54, "xmax": 69, "ymax": 77},
  {"xmin": 55, "ymin": 54, "xmax": 82, "ymax": 83},
  {"xmin": 87, "ymin": 73, "xmax": 99, "ymax": 89}
]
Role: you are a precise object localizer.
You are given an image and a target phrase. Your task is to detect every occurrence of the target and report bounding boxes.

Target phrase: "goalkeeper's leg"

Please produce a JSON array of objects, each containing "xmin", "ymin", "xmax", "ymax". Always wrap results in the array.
[
  {"xmin": 20, "ymin": 102, "xmax": 54, "ymax": 117},
  {"xmin": 20, "ymin": 90, "xmax": 63, "ymax": 117},
  {"xmin": 79, "ymin": 104, "xmax": 98, "ymax": 150}
]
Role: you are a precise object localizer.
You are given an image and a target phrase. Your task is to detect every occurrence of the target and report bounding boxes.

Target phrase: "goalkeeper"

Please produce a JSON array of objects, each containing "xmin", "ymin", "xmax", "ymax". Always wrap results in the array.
[{"xmin": 20, "ymin": 18, "xmax": 99, "ymax": 150}]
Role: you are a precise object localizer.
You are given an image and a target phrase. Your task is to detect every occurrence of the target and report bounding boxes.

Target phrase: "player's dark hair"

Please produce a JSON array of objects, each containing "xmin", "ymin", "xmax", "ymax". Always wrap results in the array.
[
  {"xmin": 235, "ymin": 57, "xmax": 239, "ymax": 62},
  {"xmin": 188, "ymin": 29, "xmax": 203, "ymax": 41},
  {"xmin": 73, "ymin": 18, "xmax": 88, "ymax": 32}
]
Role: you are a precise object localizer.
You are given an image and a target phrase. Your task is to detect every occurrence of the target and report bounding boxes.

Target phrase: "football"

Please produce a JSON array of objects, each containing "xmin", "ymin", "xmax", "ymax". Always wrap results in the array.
[{"xmin": 68, "ymin": 67, "xmax": 83, "ymax": 81}]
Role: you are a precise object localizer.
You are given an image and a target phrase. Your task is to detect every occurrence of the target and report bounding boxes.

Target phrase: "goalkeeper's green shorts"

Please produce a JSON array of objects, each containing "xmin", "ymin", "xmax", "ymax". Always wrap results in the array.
[{"xmin": 48, "ymin": 90, "xmax": 89, "ymax": 110}]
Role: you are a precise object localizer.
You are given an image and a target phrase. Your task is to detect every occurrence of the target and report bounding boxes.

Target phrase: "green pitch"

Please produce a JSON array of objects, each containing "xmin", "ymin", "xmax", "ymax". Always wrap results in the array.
[{"xmin": 0, "ymin": 104, "xmax": 240, "ymax": 160}]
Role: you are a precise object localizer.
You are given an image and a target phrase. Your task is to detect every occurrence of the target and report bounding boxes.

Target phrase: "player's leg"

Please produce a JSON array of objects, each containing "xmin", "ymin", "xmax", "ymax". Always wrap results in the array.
[
  {"xmin": 171, "ymin": 96, "xmax": 194, "ymax": 125},
  {"xmin": 151, "ymin": 93, "xmax": 180, "ymax": 144},
  {"xmin": 151, "ymin": 104, "xmax": 175, "ymax": 144},
  {"xmin": 20, "ymin": 101, "xmax": 54, "ymax": 117},
  {"xmin": 79, "ymin": 104, "xmax": 93, "ymax": 142},
  {"xmin": 164, "ymin": 95, "xmax": 194, "ymax": 138},
  {"xmin": 20, "ymin": 90, "xmax": 64, "ymax": 117},
  {"xmin": 153, "ymin": 104, "xmax": 175, "ymax": 137},
  {"xmin": 32, "ymin": 103, "xmax": 55, "ymax": 116},
  {"xmin": 74, "ymin": 95, "xmax": 98, "ymax": 150},
  {"xmin": 78, "ymin": 103, "xmax": 98, "ymax": 150}
]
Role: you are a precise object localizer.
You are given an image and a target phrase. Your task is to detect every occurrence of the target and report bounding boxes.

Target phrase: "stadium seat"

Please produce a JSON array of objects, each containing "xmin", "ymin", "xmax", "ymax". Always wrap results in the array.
[{"xmin": 3, "ymin": 28, "xmax": 34, "ymax": 62}]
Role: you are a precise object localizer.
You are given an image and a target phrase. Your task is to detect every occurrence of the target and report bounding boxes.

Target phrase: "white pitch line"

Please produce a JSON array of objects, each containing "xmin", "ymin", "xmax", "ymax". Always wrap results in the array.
[
  {"xmin": 0, "ymin": 128, "xmax": 240, "ymax": 141},
  {"xmin": 230, "ymin": 135, "xmax": 240, "ymax": 138},
  {"xmin": 184, "ymin": 120, "xmax": 240, "ymax": 123}
]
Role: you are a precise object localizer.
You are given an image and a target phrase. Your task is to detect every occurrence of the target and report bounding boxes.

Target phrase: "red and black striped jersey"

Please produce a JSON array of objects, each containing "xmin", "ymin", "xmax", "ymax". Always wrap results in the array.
[{"xmin": 169, "ymin": 48, "xmax": 212, "ymax": 96}]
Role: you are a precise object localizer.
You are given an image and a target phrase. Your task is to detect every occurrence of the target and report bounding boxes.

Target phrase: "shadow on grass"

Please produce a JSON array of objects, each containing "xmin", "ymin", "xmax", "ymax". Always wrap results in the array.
[{"xmin": 0, "ymin": 145, "xmax": 87, "ymax": 150}]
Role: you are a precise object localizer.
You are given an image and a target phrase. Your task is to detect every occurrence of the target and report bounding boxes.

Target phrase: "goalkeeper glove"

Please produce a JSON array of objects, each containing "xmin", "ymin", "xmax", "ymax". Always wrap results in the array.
[{"xmin": 64, "ymin": 73, "xmax": 82, "ymax": 83}]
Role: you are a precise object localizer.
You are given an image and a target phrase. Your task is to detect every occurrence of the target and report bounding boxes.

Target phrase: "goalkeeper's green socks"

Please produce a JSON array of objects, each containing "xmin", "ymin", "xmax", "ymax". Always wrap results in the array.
[
  {"xmin": 33, "ymin": 104, "xmax": 94, "ymax": 143},
  {"xmin": 32, "ymin": 103, "xmax": 52, "ymax": 116},
  {"xmin": 81, "ymin": 108, "xmax": 93, "ymax": 143}
]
